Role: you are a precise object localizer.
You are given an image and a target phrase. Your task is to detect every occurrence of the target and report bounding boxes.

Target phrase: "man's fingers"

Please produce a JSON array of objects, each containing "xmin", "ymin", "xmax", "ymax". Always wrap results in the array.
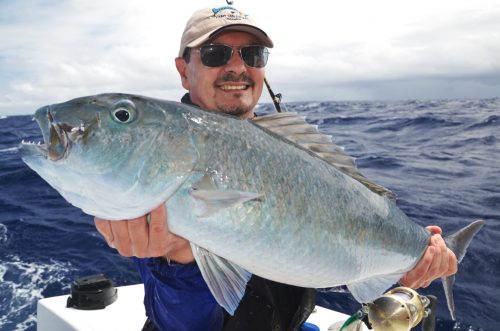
[
  {"xmin": 111, "ymin": 220, "xmax": 133, "ymax": 256},
  {"xmin": 128, "ymin": 216, "xmax": 149, "ymax": 257},
  {"xmin": 94, "ymin": 205, "xmax": 180, "ymax": 259},
  {"xmin": 426, "ymin": 225, "xmax": 442, "ymax": 235},
  {"xmin": 437, "ymin": 235, "xmax": 450, "ymax": 276},
  {"xmin": 94, "ymin": 218, "xmax": 114, "ymax": 246},
  {"xmin": 426, "ymin": 236, "xmax": 443, "ymax": 282},
  {"xmin": 446, "ymin": 250, "xmax": 458, "ymax": 276},
  {"xmin": 438, "ymin": 241, "xmax": 457, "ymax": 278},
  {"xmin": 401, "ymin": 246, "xmax": 435, "ymax": 288},
  {"xmin": 399, "ymin": 226, "xmax": 459, "ymax": 289},
  {"xmin": 148, "ymin": 205, "xmax": 169, "ymax": 256}
]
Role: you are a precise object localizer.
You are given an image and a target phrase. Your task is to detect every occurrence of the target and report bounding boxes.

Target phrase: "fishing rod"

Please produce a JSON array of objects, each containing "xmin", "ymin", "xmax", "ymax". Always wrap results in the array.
[
  {"xmin": 223, "ymin": 0, "xmax": 284, "ymax": 113},
  {"xmin": 264, "ymin": 78, "xmax": 284, "ymax": 113}
]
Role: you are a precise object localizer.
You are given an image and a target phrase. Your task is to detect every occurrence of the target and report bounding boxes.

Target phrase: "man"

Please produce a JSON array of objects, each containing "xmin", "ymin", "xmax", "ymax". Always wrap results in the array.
[{"xmin": 95, "ymin": 6, "xmax": 457, "ymax": 331}]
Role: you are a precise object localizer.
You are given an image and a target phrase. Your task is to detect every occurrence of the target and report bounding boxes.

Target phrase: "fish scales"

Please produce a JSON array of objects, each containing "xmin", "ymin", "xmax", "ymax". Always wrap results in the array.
[{"xmin": 166, "ymin": 104, "xmax": 429, "ymax": 287}]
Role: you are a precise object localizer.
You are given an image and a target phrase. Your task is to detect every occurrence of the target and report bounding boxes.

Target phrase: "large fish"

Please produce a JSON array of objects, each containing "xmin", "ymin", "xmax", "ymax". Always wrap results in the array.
[{"xmin": 19, "ymin": 93, "xmax": 483, "ymax": 318}]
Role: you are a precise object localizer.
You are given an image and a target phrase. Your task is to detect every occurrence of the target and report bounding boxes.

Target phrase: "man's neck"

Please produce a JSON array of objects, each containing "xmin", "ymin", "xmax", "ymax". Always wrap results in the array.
[{"xmin": 180, "ymin": 93, "xmax": 198, "ymax": 107}]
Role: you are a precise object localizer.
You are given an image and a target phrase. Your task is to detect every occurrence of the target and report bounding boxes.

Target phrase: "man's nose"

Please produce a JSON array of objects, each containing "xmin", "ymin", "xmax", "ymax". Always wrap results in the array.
[{"xmin": 224, "ymin": 49, "xmax": 246, "ymax": 73}]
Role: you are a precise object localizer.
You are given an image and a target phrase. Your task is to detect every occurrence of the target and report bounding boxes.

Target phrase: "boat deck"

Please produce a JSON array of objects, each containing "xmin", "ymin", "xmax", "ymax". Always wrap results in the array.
[{"xmin": 38, "ymin": 284, "xmax": 367, "ymax": 331}]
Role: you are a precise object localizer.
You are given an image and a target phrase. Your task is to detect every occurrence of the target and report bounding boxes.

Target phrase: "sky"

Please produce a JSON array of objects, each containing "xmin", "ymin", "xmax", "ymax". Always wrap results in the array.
[{"xmin": 0, "ymin": 0, "xmax": 499, "ymax": 115}]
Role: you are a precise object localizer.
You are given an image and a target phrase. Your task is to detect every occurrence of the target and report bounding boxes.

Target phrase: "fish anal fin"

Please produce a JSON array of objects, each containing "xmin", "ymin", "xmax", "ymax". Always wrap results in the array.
[
  {"xmin": 347, "ymin": 273, "xmax": 404, "ymax": 303},
  {"xmin": 191, "ymin": 243, "xmax": 252, "ymax": 315},
  {"xmin": 192, "ymin": 172, "xmax": 218, "ymax": 191}
]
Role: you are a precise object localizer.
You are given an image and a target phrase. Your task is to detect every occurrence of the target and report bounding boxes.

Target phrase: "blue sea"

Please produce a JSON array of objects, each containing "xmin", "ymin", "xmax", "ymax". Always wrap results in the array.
[{"xmin": 0, "ymin": 98, "xmax": 499, "ymax": 331}]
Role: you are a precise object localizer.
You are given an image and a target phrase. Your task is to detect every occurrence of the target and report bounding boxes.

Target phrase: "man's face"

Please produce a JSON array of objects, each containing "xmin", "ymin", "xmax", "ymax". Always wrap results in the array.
[{"xmin": 175, "ymin": 31, "xmax": 266, "ymax": 119}]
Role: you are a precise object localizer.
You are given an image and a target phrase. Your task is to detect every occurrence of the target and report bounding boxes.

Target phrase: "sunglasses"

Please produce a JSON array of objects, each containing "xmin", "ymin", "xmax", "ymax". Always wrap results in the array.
[{"xmin": 193, "ymin": 44, "xmax": 269, "ymax": 68}]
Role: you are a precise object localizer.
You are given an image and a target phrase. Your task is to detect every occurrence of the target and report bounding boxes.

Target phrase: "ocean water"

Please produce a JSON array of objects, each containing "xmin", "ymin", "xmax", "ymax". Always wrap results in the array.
[{"xmin": 0, "ymin": 98, "xmax": 499, "ymax": 331}]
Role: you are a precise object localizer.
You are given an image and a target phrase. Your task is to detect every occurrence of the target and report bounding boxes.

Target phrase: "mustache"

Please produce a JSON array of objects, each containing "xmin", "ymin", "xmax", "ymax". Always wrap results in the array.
[{"xmin": 215, "ymin": 72, "xmax": 254, "ymax": 85}]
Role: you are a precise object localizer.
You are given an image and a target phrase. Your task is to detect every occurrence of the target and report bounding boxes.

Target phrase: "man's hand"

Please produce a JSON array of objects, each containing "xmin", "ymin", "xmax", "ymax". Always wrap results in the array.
[
  {"xmin": 94, "ymin": 204, "xmax": 194, "ymax": 264},
  {"xmin": 400, "ymin": 226, "xmax": 457, "ymax": 288}
]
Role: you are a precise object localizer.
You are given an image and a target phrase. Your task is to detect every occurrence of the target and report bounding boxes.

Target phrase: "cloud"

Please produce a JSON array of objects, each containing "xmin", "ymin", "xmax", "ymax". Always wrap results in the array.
[
  {"xmin": 1, "ymin": 0, "xmax": 499, "ymax": 115},
  {"xmin": 0, "ymin": 0, "xmax": 189, "ymax": 114}
]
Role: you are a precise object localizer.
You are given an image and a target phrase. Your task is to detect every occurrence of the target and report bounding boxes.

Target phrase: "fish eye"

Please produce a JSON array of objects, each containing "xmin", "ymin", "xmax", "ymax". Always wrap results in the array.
[
  {"xmin": 113, "ymin": 108, "xmax": 132, "ymax": 122},
  {"xmin": 111, "ymin": 100, "xmax": 136, "ymax": 123}
]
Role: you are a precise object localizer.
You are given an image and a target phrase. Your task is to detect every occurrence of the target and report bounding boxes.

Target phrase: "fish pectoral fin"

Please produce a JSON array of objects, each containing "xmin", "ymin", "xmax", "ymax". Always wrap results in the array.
[
  {"xmin": 189, "ymin": 187, "xmax": 263, "ymax": 217},
  {"xmin": 347, "ymin": 273, "xmax": 404, "ymax": 303},
  {"xmin": 191, "ymin": 172, "xmax": 218, "ymax": 190},
  {"xmin": 191, "ymin": 243, "xmax": 252, "ymax": 315}
]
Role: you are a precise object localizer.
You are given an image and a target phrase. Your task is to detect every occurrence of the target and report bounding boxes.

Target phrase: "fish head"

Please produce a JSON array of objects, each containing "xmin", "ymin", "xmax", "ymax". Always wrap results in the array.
[{"xmin": 19, "ymin": 93, "xmax": 199, "ymax": 219}]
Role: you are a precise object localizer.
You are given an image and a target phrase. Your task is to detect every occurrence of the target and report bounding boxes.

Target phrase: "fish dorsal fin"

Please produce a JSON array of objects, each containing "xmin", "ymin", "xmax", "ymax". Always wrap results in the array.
[{"xmin": 252, "ymin": 112, "xmax": 395, "ymax": 199}]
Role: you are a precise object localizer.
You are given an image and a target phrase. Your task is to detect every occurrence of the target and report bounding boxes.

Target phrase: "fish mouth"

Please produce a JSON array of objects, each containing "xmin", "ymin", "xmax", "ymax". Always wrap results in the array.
[{"xmin": 20, "ymin": 108, "xmax": 98, "ymax": 161}]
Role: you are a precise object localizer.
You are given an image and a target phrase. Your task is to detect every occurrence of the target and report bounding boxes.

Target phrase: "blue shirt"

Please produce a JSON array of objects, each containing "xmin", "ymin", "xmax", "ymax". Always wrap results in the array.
[{"xmin": 134, "ymin": 257, "xmax": 225, "ymax": 331}]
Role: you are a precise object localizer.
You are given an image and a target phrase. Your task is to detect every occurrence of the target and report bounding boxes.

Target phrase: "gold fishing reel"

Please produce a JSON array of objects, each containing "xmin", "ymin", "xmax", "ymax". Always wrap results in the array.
[
  {"xmin": 366, "ymin": 287, "xmax": 430, "ymax": 331},
  {"xmin": 330, "ymin": 287, "xmax": 437, "ymax": 331}
]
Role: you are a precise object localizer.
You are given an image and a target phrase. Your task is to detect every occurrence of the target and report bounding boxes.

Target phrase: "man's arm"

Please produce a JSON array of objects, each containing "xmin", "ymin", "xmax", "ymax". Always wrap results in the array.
[
  {"xmin": 94, "ymin": 204, "xmax": 194, "ymax": 263},
  {"xmin": 95, "ymin": 205, "xmax": 223, "ymax": 331},
  {"xmin": 95, "ymin": 206, "xmax": 457, "ymax": 289}
]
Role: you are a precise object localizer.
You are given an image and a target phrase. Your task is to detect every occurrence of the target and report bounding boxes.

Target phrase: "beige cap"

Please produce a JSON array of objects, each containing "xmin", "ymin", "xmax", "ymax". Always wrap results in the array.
[{"xmin": 178, "ymin": 6, "xmax": 274, "ymax": 57}]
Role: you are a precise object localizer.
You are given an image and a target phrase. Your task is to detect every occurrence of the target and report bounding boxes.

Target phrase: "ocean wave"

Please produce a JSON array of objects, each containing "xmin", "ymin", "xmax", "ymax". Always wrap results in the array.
[
  {"xmin": 446, "ymin": 135, "xmax": 498, "ymax": 148},
  {"xmin": 0, "ymin": 255, "xmax": 75, "ymax": 331},
  {"xmin": 0, "ymin": 146, "xmax": 19, "ymax": 153},
  {"xmin": 466, "ymin": 115, "xmax": 500, "ymax": 130},
  {"xmin": 0, "ymin": 223, "xmax": 7, "ymax": 243}
]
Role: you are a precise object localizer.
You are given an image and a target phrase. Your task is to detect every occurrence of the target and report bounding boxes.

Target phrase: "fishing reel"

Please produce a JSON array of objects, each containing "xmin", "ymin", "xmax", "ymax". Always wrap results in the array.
[{"xmin": 330, "ymin": 287, "xmax": 438, "ymax": 331}]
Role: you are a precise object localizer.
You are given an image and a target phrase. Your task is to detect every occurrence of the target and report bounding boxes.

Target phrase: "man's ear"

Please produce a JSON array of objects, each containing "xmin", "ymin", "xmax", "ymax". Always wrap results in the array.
[{"xmin": 175, "ymin": 57, "xmax": 190, "ymax": 90}]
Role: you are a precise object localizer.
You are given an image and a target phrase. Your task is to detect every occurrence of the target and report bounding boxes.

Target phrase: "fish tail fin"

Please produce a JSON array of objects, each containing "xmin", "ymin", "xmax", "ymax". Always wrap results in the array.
[{"xmin": 442, "ymin": 219, "xmax": 485, "ymax": 320}]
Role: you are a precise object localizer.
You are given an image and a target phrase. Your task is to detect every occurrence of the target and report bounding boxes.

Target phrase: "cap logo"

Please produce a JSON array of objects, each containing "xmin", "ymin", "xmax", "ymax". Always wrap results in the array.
[
  {"xmin": 212, "ymin": 6, "xmax": 235, "ymax": 14},
  {"xmin": 211, "ymin": 6, "xmax": 249, "ymax": 21}
]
